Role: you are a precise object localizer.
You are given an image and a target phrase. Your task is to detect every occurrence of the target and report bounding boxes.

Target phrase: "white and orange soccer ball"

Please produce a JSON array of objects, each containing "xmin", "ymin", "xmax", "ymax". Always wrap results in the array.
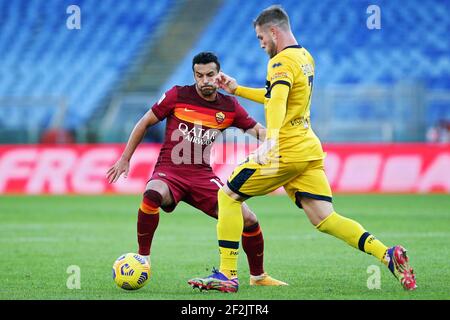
[{"xmin": 112, "ymin": 253, "xmax": 151, "ymax": 290}]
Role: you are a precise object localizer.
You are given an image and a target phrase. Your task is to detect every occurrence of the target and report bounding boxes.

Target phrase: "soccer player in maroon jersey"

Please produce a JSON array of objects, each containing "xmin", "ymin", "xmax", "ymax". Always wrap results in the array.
[{"xmin": 107, "ymin": 52, "xmax": 286, "ymax": 286}]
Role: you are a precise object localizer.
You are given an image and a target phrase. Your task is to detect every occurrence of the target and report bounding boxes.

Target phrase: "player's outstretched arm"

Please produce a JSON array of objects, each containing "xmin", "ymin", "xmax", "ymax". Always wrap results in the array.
[
  {"xmin": 251, "ymin": 84, "xmax": 289, "ymax": 165},
  {"xmin": 246, "ymin": 123, "xmax": 266, "ymax": 142},
  {"xmin": 217, "ymin": 72, "xmax": 265, "ymax": 104},
  {"xmin": 106, "ymin": 110, "xmax": 159, "ymax": 183}
]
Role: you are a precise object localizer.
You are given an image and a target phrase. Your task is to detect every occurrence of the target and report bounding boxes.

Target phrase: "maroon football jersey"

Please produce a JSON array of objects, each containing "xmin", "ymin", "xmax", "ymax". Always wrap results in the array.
[{"xmin": 151, "ymin": 85, "xmax": 257, "ymax": 168}]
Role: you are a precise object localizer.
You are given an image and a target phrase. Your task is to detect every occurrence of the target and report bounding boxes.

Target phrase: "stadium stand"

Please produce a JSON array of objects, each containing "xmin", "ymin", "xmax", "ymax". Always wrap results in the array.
[
  {"xmin": 0, "ymin": 0, "xmax": 173, "ymax": 142},
  {"xmin": 164, "ymin": 0, "xmax": 450, "ymax": 141},
  {"xmin": 0, "ymin": 0, "xmax": 449, "ymax": 142}
]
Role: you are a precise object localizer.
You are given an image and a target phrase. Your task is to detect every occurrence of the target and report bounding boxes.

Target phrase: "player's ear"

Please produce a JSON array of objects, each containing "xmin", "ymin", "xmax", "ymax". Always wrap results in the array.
[{"xmin": 271, "ymin": 28, "xmax": 278, "ymax": 41}]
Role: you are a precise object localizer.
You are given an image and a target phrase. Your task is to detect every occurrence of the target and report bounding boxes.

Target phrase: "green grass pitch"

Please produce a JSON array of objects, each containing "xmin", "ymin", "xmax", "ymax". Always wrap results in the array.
[{"xmin": 0, "ymin": 194, "xmax": 449, "ymax": 300}]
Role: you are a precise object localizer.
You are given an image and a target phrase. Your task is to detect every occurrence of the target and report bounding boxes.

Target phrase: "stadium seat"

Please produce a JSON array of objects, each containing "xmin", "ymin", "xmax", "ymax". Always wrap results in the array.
[
  {"xmin": 164, "ymin": 0, "xmax": 450, "ymax": 129},
  {"xmin": 0, "ymin": 0, "xmax": 173, "ymax": 131}
]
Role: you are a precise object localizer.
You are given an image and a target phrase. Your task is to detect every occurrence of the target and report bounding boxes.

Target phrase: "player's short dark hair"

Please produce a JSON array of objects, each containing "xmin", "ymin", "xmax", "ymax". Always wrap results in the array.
[
  {"xmin": 192, "ymin": 52, "xmax": 220, "ymax": 72},
  {"xmin": 253, "ymin": 5, "xmax": 290, "ymax": 30}
]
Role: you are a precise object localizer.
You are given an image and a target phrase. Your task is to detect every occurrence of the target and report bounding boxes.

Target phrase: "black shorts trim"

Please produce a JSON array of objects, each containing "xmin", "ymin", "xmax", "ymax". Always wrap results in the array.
[
  {"xmin": 227, "ymin": 181, "xmax": 252, "ymax": 199},
  {"xmin": 227, "ymin": 168, "xmax": 256, "ymax": 198},
  {"xmin": 295, "ymin": 191, "xmax": 332, "ymax": 209}
]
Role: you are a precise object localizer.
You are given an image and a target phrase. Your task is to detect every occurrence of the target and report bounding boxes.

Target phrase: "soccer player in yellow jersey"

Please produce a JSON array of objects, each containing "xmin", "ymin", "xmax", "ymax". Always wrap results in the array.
[{"xmin": 188, "ymin": 5, "xmax": 416, "ymax": 292}]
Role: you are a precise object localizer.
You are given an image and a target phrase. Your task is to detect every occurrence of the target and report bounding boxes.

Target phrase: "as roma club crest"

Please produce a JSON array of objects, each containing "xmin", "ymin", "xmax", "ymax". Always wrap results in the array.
[{"xmin": 215, "ymin": 112, "xmax": 225, "ymax": 124}]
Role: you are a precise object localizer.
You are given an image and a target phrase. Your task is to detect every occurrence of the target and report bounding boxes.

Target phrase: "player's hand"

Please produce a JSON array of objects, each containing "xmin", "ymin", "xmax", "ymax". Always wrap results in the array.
[
  {"xmin": 254, "ymin": 153, "xmax": 269, "ymax": 165},
  {"xmin": 249, "ymin": 138, "xmax": 277, "ymax": 165},
  {"xmin": 250, "ymin": 148, "xmax": 269, "ymax": 165},
  {"xmin": 215, "ymin": 72, "xmax": 238, "ymax": 94},
  {"xmin": 106, "ymin": 158, "xmax": 130, "ymax": 183}
]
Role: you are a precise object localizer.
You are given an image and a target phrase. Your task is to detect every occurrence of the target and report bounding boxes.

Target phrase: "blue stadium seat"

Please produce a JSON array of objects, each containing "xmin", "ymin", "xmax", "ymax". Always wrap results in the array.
[
  {"xmin": 164, "ymin": 0, "xmax": 450, "ymax": 129},
  {"xmin": 0, "ymin": 0, "xmax": 173, "ymax": 130}
]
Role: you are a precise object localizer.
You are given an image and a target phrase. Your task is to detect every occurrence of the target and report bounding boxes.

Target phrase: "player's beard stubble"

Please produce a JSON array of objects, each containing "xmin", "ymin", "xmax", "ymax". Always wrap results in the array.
[
  {"xmin": 197, "ymin": 84, "xmax": 217, "ymax": 97},
  {"xmin": 266, "ymin": 39, "xmax": 277, "ymax": 58}
]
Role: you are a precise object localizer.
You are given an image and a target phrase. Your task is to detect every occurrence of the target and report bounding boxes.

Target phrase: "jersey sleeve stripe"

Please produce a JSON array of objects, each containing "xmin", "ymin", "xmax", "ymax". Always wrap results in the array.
[{"xmin": 270, "ymin": 80, "xmax": 291, "ymax": 90}]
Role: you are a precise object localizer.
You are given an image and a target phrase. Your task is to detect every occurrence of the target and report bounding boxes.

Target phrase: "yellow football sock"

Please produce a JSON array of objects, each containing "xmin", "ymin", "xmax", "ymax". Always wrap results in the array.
[
  {"xmin": 316, "ymin": 211, "xmax": 388, "ymax": 262},
  {"xmin": 217, "ymin": 189, "xmax": 243, "ymax": 278}
]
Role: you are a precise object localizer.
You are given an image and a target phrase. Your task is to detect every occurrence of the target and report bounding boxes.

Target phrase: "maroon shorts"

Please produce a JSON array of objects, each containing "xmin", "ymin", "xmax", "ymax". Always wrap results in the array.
[{"xmin": 149, "ymin": 165, "xmax": 223, "ymax": 217}]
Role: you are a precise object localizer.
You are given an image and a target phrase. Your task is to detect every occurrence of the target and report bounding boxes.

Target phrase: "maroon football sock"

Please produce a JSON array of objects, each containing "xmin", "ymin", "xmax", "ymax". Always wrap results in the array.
[
  {"xmin": 242, "ymin": 222, "xmax": 265, "ymax": 276},
  {"xmin": 137, "ymin": 190, "xmax": 162, "ymax": 256}
]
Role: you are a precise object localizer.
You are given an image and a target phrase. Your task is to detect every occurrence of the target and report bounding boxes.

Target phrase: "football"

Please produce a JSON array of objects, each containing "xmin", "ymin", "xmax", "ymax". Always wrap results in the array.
[{"xmin": 112, "ymin": 253, "xmax": 151, "ymax": 290}]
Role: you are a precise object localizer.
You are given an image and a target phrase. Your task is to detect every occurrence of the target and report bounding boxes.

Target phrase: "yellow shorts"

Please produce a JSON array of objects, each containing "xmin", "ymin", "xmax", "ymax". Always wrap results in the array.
[{"xmin": 227, "ymin": 158, "xmax": 332, "ymax": 208}]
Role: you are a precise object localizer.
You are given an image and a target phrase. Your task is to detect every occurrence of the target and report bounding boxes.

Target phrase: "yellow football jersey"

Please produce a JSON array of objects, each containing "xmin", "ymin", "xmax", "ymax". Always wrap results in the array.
[{"xmin": 264, "ymin": 45, "xmax": 325, "ymax": 162}]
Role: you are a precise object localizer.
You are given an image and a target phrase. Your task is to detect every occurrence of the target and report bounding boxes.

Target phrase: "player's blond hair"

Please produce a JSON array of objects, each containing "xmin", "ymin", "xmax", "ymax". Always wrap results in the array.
[{"xmin": 253, "ymin": 5, "xmax": 291, "ymax": 31}]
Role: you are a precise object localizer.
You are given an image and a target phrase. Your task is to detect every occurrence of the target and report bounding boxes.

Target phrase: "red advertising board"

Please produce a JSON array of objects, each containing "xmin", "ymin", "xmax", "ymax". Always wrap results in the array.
[{"xmin": 0, "ymin": 143, "xmax": 448, "ymax": 194}]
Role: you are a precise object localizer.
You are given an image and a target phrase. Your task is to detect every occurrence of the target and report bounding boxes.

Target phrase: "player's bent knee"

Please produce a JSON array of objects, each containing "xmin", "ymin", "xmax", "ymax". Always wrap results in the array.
[
  {"xmin": 297, "ymin": 196, "xmax": 334, "ymax": 226},
  {"xmin": 241, "ymin": 202, "xmax": 258, "ymax": 227},
  {"xmin": 221, "ymin": 184, "xmax": 246, "ymax": 202},
  {"xmin": 145, "ymin": 180, "xmax": 174, "ymax": 207},
  {"xmin": 143, "ymin": 189, "xmax": 163, "ymax": 203},
  {"xmin": 140, "ymin": 189, "xmax": 163, "ymax": 214},
  {"xmin": 146, "ymin": 180, "xmax": 168, "ymax": 196}
]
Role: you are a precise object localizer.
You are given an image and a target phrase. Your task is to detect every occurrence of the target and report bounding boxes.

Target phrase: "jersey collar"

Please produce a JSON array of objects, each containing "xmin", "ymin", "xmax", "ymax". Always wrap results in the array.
[
  {"xmin": 271, "ymin": 44, "xmax": 303, "ymax": 60},
  {"xmin": 282, "ymin": 44, "xmax": 302, "ymax": 51}
]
